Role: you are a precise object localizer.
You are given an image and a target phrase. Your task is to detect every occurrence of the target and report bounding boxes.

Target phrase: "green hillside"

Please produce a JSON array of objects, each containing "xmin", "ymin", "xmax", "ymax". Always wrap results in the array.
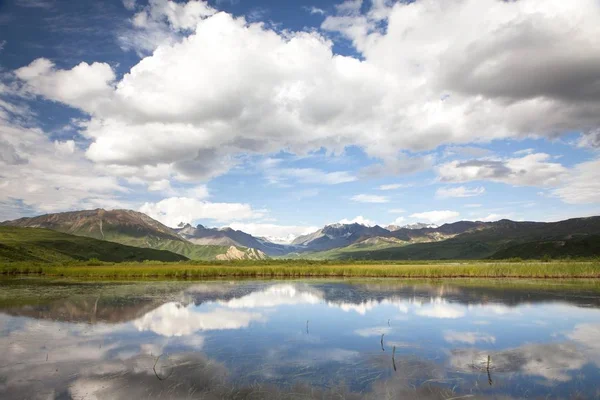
[
  {"xmin": 299, "ymin": 239, "xmax": 496, "ymax": 260},
  {"xmin": 298, "ymin": 217, "xmax": 600, "ymax": 260},
  {"xmin": 0, "ymin": 209, "xmax": 260, "ymax": 261},
  {"xmin": 490, "ymin": 235, "xmax": 600, "ymax": 259},
  {"xmin": 0, "ymin": 227, "xmax": 188, "ymax": 263}
]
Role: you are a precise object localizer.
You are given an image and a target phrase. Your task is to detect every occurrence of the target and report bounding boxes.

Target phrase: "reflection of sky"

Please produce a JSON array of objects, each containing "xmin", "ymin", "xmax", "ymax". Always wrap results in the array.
[{"xmin": 2, "ymin": 281, "xmax": 600, "ymax": 399}]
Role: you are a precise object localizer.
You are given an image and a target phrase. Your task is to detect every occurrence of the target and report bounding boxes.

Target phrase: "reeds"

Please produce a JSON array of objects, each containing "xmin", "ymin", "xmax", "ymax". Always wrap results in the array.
[{"xmin": 1, "ymin": 260, "xmax": 598, "ymax": 278}]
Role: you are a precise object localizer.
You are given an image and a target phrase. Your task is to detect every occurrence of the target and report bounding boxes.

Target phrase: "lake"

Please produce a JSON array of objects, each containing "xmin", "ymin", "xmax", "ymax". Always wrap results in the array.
[{"xmin": 1, "ymin": 279, "xmax": 600, "ymax": 399}]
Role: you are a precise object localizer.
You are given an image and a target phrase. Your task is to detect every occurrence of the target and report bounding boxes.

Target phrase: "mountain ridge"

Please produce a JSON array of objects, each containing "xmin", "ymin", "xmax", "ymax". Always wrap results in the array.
[
  {"xmin": 1, "ymin": 210, "xmax": 267, "ymax": 260},
  {"xmin": 3, "ymin": 210, "xmax": 600, "ymax": 260}
]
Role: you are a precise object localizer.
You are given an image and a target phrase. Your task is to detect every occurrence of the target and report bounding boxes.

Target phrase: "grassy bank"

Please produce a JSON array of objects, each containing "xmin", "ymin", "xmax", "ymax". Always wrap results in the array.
[{"xmin": 1, "ymin": 260, "xmax": 599, "ymax": 279}]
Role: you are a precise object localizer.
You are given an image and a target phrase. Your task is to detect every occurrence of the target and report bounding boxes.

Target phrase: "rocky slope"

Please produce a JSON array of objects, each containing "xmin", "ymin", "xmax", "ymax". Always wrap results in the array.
[
  {"xmin": 215, "ymin": 246, "xmax": 267, "ymax": 260},
  {"xmin": 174, "ymin": 223, "xmax": 290, "ymax": 256},
  {"xmin": 291, "ymin": 223, "xmax": 390, "ymax": 252}
]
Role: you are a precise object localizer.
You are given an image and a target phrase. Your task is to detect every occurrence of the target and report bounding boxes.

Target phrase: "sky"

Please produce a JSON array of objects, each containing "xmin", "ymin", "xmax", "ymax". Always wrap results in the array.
[{"xmin": 1, "ymin": 0, "xmax": 599, "ymax": 242}]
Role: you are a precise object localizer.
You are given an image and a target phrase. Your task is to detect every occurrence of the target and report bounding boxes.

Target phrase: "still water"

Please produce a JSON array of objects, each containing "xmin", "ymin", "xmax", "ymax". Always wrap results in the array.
[{"xmin": 2, "ymin": 279, "xmax": 600, "ymax": 399}]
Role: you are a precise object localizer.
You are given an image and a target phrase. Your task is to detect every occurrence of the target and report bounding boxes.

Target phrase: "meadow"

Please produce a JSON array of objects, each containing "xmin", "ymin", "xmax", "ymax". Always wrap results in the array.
[{"xmin": 2, "ymin": 259, "xmax": 599, "ymax": 279}]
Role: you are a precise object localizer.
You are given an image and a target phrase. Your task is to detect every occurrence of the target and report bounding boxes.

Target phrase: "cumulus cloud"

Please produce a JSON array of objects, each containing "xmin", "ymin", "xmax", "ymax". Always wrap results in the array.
[
  {"xmin": 338, "ymin": 216, "xmax": 375, "ymax": 226},
  {"xmin": 139, "ymin": 197, "xmax": 265, "ymax": 227},
  {"xmin": 410, "ymin": 210, "xmax": 459, "ymax": 224},
  {"xmin": 437, "ymin": 153, "xmax": 568, "ymax": 187},
  {"xmin": 15, "ymin": 58, "xmax": 115, "ymax": 112},
  {"xmin": 391, "ymin": 216, "xmax": 405, "ymax": 225},
  {"xmin": 351, "ymin": 194, "xmax": 389, "ymax": 203},
  {"xmin": 436, "ymin": 186, "xmax": 485, "ymax": 198},
  {"xmin": 13, "ymin": 0, "xmax": 600, "ymax": 189},
  {"xmin": 6, "ymin": 0, "xmax": 600, "ymax": 221},
  {"xmin": 552, "ymin": 159, "xmax": 600, "ymax": 204},
  {"xmin": 118, "ymin": 0, "xmax": 216, "ymax": 52},
  {"xmin": 0, "ymin": 117, "xmax": 130, "ymax": 215}
]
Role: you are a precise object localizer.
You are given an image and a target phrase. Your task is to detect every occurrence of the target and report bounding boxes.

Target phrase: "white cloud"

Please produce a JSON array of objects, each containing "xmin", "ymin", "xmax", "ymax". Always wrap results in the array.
[
  {"xmin": 139, "ymin": 197, "xmax": 265, "ymax": 227},
  {"xmin": 552, "ymin": 159, "xmax": 600, "ymax": 204},
  {"xmin": 147, "ymin": 179, "xmax": 172, "ymax": 192},
  {"xmin": 305, "ymin": 6, "xmax": 325, "ymax": 15},
  {"xmin": 351, "ymin": 194, "xmax": 389, "ymax": 203},
  {"xmin": 391, "ymin": 216, "xmax": 405, "ymax": 225},
  {"xmin": 379, "ymin": 183, "xmax": 411, "ymax": 190},
  {"xmin": 475, "ymin": 213, "xmax": 509, "ymax": 222},
  {"xmin": 436, "ymin": 186, "xmax": 485, "ymax": 198},
  {"xmin": 0, "ymin": 119, "xmax": 130, "ymax": 215},
  {"xmin": 118, "ymin": 0, "xmax": 217, "ymax": 52},
  {"xmin": 14, "ymin": 0, "xmax": 600, "ymax": 188},
  {"xmin": 514, "ymin": 148, "xmax": 535, "ymax": 156},
  {"xmin": 338, "ymin": 216, "xmax": 375, "ymax": 226},
  {"xmin": 409, "ymin": 210, "xmax": 459, "ymax": 224},
  {"xmin": 267, "ymin": 167, "xmax": 356, "ymax": 185},
  {"xmin": 15, "ymin": 58, "xmax": 115, "ymax": 113},
  {"xmin": 226, "ymin": 222, "xmax": 319, "ymax": 244},
  {"xmin": 437, "ymin": 153, "xmax": 568, "ymax": 187},
  {"xmin": 464, "ymin": 203, "xmax": 482, "ymax": 208}
]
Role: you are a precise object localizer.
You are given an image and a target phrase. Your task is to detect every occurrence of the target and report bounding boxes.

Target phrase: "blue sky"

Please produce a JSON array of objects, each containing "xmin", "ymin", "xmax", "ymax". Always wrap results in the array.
[{"xmin": 1, "ymin": 0, "xmax": 599, "ymax": 241}]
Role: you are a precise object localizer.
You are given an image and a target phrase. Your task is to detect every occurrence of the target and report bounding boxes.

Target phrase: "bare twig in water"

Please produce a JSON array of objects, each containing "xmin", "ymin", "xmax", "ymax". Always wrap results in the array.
[
  {"xmin": 306, "ymin": 320, "xmax": 309, "ymax": 334},
  {"xmin": 487, "ymin": 355, "xmax": 493, "ymax": 386},
  {"xmin": 153, "ymin": 354, "xmax": 174, "ymax": 381},
  {"xmin": 392, "ymin": 346, "xmax": 397, "ymax": 371},
  {"xmin": 381, "ymin": 334, "xmax": 385, "ymax": 352}
]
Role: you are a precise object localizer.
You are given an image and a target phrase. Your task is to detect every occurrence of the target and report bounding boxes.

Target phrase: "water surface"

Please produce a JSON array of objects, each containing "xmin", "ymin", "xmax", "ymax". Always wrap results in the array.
[{"xmin": 2, "ymin": 279, "xmax": 600, "ymax": 399}]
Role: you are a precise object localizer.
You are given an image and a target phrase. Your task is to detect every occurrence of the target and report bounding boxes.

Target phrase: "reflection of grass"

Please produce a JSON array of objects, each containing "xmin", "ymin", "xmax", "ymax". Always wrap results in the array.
[{"xmin": 1, "ymin": 260, "xmax": 599, "ymax": 278}]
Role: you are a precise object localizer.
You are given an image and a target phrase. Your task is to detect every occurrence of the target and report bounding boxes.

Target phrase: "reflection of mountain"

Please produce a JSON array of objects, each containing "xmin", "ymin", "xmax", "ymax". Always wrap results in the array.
[
  {"xmin": 4, "ymin": 281, "xmax": 600, "ymax": 326},
  {"xmin": 0, "ymin": 297, "xmax": 163, "ymax": 324}
]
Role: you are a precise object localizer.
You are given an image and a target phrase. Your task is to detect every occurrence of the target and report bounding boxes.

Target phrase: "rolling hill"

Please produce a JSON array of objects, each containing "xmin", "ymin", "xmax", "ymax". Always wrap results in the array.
[
  {"xmin": 0, "ymin": 226, "xmax": 187, "ymax": 263},
  {"xmin": 1, "ymin": 209, "xmax": 266, "ymax": 260}
]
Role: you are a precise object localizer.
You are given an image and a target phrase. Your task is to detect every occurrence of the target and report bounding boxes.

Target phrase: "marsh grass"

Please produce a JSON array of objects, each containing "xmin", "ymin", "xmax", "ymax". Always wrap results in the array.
[{"xmin": 1, "ymin": 260, "xmax": 599, "ymax": 278}]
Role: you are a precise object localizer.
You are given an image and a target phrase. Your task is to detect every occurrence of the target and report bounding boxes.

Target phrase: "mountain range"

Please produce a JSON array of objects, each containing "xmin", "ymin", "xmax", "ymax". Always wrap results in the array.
[
  {"xmin": 2, "ymin": 209, "xmax": 600, "ymax": 262},
  {"xmin": 1, "ymin": 209, "xmax": 266, "ymax": 261},
  {"xmin": 174, "ymin": 223, "xmax": 289, "ymax": 255}
]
